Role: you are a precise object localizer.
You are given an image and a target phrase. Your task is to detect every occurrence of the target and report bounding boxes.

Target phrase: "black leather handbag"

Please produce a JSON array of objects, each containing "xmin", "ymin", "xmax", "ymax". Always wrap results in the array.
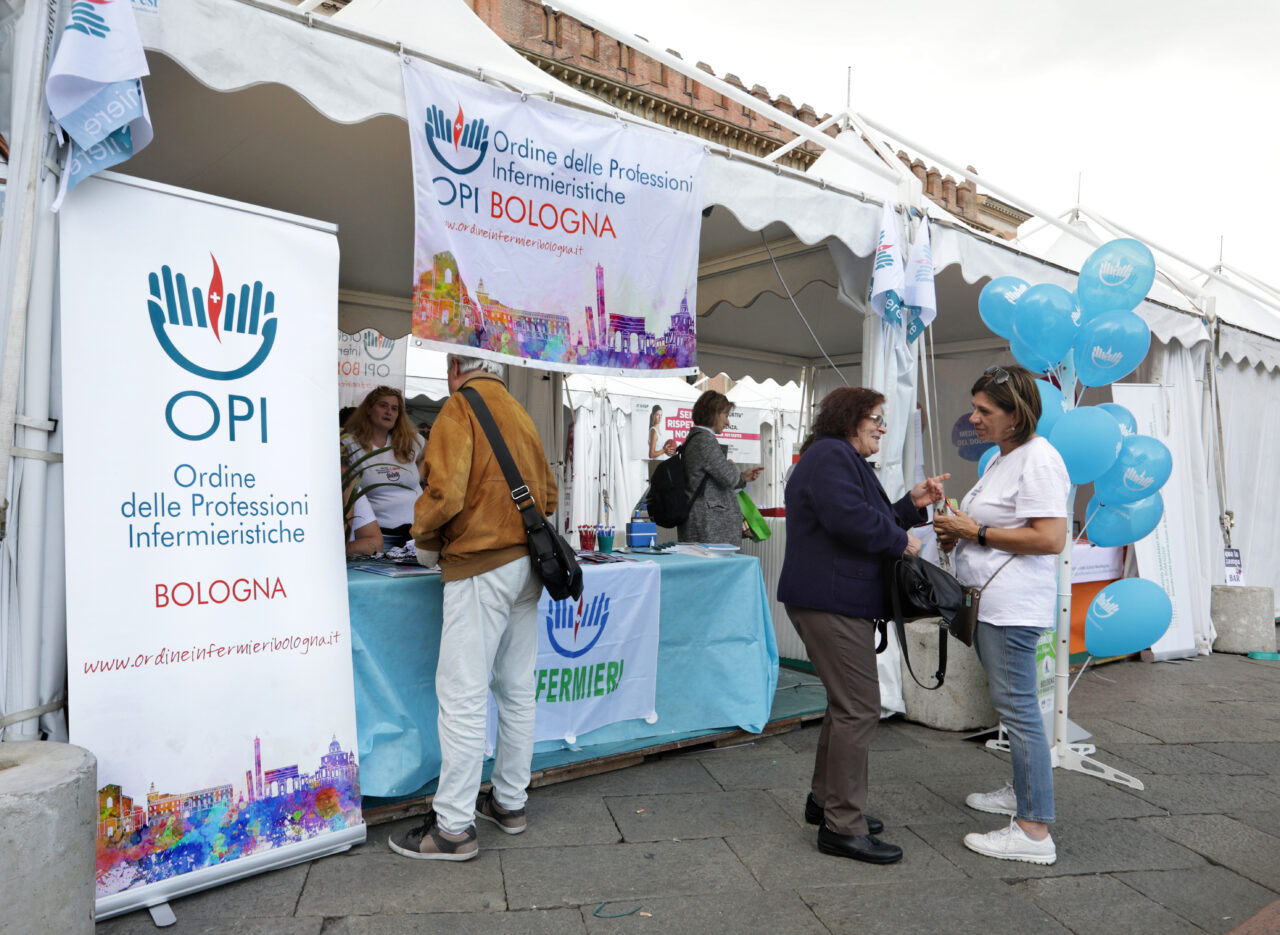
[
  {"xmin": 460, "ymin": 386, "xmax": 584, "ymax": 603},
  {"xmin": 886, "ymin": 554, "xmax": 1013, "ymax": 690}
]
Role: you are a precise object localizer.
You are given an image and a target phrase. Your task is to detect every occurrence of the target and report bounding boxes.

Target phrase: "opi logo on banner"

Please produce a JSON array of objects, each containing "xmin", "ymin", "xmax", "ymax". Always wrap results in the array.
[
  {"xmin": 66, "ymin": 0, "xmax": 112, "ymax": 38},
  {"xmin": 424, "ymin": 103, "xmax": 490, "ymax": 175},
  {"xmin": 147, "ymin": 256, "xmax": 277, "ymax": 444},
  {"xmin": 363, "ymin": 332, "xmax": 396, "ymax": 361},
  {"xmin": 546, "ymin": 593, "xmax": 610, "ymax": 658}
]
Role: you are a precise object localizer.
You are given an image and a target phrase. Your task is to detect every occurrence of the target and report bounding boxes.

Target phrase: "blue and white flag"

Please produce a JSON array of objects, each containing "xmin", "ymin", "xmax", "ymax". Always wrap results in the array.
[
  {"xmin": 45, "ymin": 0, "xmax": 153, "ymax": 210},
  {"xmin": 869, "ymin": 202, "xmax": 905, "ymax": 326},
  {"xmin": 904, "ymin": 216, "xmax": 937, "ymax": 343}
]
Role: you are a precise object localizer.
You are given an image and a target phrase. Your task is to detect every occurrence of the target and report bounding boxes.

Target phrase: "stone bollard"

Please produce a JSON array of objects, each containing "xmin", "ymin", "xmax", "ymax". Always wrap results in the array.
[
  {"xmin": 0, "ymin": 741, "xmax": 98, "ymax": 934},
  {"xmin": 1211, "ymin": 586, "xmax": 1277, "ymax": 655},
  {"xmin": 899, "ymin": 620, "xmax": 997, "ymax": 731}
]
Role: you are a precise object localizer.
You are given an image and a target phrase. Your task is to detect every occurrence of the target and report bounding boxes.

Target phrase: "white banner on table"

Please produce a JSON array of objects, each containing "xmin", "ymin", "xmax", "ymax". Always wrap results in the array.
[
  {"xmin": 1110, "ymin": 384, "xmax": 1197, "ymax": 659},
  {"xmin": 403, "ymin": 59, "xmax": 704, "ymax": 375},
  {"xmin": 60, "ymin": 174, "xmax": 362, "ymax": 917},
  {"xmin": 338, "ymin": 329, "xmax": 408, "ymax": 407},
  {"xmin": 488, "ymin": 562, "xmax": 660, "ymax": 747}
]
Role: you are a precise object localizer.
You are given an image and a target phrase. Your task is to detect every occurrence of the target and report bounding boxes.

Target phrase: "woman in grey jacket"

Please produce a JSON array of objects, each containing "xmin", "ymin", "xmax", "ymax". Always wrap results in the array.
[{"xmin": 678, "ymin": 391, "xmax": 763, "ymax": 543}]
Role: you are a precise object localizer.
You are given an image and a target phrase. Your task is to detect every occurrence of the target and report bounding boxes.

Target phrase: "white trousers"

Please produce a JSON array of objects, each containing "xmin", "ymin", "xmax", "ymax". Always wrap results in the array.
[{"xmin": 434, "ymin": 556, "xmax": 542, "ymax": 834}]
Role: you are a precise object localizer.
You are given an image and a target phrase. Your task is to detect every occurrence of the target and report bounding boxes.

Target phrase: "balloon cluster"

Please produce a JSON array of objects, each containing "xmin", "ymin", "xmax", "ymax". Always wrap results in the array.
[{"xmin": 976, "ymin": 238, "xmax": 1173, "ymax": 657}]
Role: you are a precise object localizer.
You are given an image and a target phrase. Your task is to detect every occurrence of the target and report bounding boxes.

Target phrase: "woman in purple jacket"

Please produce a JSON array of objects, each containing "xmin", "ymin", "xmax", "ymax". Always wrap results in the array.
[{"xmin": 779, "ymin": 386, "xmax": 948, "ymax": 864}]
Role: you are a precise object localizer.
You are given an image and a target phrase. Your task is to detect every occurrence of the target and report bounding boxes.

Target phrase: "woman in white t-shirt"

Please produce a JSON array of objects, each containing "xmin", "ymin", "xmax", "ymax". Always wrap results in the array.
[
  {"xmin": 934, "ymin": 364, "xmax": 1069, "ymax": 867},
  {"xmin": 342, "ymin": 386, "xmax": 425, "ymax": 548}
]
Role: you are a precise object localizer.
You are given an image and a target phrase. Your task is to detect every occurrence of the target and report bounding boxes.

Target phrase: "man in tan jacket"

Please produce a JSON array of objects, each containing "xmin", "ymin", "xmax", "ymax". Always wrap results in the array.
[{"xmin": 389, "ymin": 354, "xmax": 557, "ymax": 862}]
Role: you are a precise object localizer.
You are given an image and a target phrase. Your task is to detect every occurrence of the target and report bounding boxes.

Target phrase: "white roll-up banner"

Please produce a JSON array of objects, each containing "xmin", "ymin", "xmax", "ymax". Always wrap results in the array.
[
  {"xmin": 1110, "ymin": 383, "xmax": 1197, "ymax": 659},
  {"xmin": 59, "ymin": 174, "xmax": 364, "ymax": 919}
]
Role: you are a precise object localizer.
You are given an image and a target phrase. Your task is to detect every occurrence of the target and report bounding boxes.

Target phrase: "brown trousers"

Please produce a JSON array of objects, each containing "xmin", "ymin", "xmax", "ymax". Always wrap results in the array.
[{"xmin": 786, "ymin": 606, "xmax": 880, "ymax": 836}]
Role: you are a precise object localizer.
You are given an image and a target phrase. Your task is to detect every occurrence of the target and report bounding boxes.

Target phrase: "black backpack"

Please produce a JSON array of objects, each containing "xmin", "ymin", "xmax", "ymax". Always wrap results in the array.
[{"xmin": 645, "ymin": 441, "xmax": 708, "ymax": 528}]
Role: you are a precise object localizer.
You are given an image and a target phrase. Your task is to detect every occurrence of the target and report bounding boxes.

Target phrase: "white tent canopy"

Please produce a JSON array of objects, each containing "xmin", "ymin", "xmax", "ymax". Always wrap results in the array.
[{"xmin": 6, "ymin": 0, "xmax": 1280, "ymax": 751}]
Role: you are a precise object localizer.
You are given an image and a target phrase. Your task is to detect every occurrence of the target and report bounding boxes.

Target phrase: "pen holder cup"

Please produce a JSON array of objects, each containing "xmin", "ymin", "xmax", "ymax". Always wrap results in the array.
[{"xmin": 598, "ymin": 534, "xmax": 614, "ymax": 554}]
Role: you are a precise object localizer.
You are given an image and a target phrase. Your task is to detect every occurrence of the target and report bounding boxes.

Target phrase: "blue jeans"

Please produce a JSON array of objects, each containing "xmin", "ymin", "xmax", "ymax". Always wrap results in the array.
[{"xmin": 974, "ymin": 621, "xmax": 1055, "ymax": 824}]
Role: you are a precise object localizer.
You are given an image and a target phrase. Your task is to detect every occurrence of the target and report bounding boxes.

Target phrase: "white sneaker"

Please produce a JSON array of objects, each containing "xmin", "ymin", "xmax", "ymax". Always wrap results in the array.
[
  {"xmin": 963, "ymin": 818, "xmax": 1057, "ymax": 865},
  {"xmin": 965, "ymin": 782, "xmax": 1016, "ymax": 817}
]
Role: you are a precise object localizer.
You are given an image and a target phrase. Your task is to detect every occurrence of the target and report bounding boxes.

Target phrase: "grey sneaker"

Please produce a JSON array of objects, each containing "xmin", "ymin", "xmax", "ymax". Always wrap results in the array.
[
  {"xmin": 963, "ymin": 817, "xmax": 1057, "ymax": 865},
  {"xmin": 475, "ymin": 789, "xmax": 527, "ymax": 834},
  {"xmin": 388, "ymin": 812, "xmax": 478, "ymax": 861},
  {"xmin": 965, "ymin": 781, "xmax": 1017, "ymax": 817}
]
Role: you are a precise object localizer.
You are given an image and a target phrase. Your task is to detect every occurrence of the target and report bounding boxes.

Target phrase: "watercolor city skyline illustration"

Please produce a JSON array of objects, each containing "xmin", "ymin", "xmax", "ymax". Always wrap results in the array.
[
  {"xmin": 95, "ymin": 734, "xmax": 361, "ymax": 896},
  {"xmin": 412, "ymin": 252, "xmax": 696, "ymax": 370}
]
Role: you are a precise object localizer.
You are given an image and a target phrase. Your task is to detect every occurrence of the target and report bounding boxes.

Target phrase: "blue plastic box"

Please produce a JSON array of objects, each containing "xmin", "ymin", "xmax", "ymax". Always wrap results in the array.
[{"xmin": 626, "ymin": 521, "xmax": 657, "ymax": 548}]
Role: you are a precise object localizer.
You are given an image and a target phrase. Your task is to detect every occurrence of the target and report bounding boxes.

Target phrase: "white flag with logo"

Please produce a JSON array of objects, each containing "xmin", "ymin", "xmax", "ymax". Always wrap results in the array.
[
  {"xmin": 869, "ymin": 202, "xmax": 905, "ymax": 326},
  {"xmin": 904, "ymin": 217, "xmax": 937, "ymax": 343},
  {"xmin": 45, "ymin": 0, "xmax": 153, "ymax": 209}
]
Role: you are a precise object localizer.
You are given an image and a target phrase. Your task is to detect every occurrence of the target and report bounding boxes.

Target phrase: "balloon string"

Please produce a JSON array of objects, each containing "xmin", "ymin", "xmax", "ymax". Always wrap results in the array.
[{"xmin": 1068, "ymin": 655, "xmax": 1093, "ymax": 696}]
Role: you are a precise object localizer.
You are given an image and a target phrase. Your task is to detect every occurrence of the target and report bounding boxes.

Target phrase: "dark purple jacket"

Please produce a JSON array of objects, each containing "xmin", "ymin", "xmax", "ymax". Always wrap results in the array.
[{"xmin": 778, "ymin": 435, "xmax": 926, "ymax": 620}]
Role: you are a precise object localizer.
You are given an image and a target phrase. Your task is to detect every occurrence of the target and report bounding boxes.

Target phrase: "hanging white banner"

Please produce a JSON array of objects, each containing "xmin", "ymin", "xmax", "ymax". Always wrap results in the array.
[
  {"xmin": 337, "ymin": 329, "xmax": 409, "ymax": 408},
  {"xmin": 402, "ymin": 59, "xmax": 704, "ymax": 375},
  {"xmin": 60, "ymin": 174, "xmax": 363, "ymax": 918},
  {"xmin": 529, "ymin": 561, "xmax": 660, "ymax": 744}
]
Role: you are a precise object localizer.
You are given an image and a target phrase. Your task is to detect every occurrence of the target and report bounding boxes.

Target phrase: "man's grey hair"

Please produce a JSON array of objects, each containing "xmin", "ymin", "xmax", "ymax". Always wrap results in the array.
[{"xmin": 448, "ymin": 353, "xmax": 505, "ymax": 379}]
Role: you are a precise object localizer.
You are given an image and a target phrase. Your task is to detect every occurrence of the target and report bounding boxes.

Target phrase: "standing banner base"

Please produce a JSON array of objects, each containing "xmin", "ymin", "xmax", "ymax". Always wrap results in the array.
[{"xmin": 95, "ymin": 825, "xmax": 365, "ymax": 922}]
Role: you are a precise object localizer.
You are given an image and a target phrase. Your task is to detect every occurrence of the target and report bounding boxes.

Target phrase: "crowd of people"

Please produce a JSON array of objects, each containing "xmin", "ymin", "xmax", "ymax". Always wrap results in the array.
[{"xmin": 346, "ymin": 360, "xmax": 1067, "ymax": 869}]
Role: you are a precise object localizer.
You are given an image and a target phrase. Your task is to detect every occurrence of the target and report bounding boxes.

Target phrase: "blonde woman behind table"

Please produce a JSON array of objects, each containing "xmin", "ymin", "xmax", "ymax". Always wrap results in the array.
[{"xmin": 342, "ymin": 385, "xmax": 425, "ymax": 548}]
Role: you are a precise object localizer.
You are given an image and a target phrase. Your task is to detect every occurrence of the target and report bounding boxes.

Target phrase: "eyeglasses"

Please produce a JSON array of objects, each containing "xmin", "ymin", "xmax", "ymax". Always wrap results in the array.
[
  {"xmin": 984, "ymin": 365, "xmax": 1011, "ymax": 384},
  {"xmin": 869, "ymin": 414, "xmax": 887, "ymax": 428}
]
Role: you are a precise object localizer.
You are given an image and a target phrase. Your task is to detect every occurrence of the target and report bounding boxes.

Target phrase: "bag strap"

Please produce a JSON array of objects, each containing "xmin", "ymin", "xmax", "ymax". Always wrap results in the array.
[
  {"xmin": 459, "ymin": 385, "xmax": 544, "ymax": 533},
  {"xmin": 679, "ymin": 437, "xmax": 711, "ymax": 505},
  {"xmin": 979, "ymin": 552, "xmax": 1017, "ymax": 594},
  {"xmin": 890, "ymin": 561, "xmax": 947, "ymax": 691}
]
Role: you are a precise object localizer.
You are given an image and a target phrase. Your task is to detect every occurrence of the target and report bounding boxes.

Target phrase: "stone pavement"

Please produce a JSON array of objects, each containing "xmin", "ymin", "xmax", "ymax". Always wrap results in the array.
[{"xmin": 97, "ymin": 651, "xmax": 1280, "ymax": 935}]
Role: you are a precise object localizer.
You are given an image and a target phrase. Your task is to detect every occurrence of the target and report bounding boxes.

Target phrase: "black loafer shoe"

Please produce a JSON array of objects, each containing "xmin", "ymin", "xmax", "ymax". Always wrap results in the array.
[
  {"xmin": 817, "ymin": 825, "xmax": 903, "ymax": 864},
  {"xmin": 804, "ymin": 793, "xmax": 884, "ymax": 835}
]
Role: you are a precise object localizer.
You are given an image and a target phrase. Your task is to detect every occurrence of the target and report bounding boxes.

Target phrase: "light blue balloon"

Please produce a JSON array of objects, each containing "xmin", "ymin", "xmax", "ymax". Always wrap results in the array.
[
  {"xmin": 1084, "ymin": 577, "xmax": 1173, "ymax": 658},
  {"xmin": 1010, "ymin": 332, "xmax": 1054, "ymax": 373},
  {"xmin": 1097, "ymin": 403, "xmax": 1138, "ymax": 437},
  {"xmin": 978, "ymin": 276, "xmax": 1029, "ymax": 339},
  {"xmin": 1093, "ymin": 435, "xmax": 1172, "ymax": 505},
  {"xmin": 1035, "ymin": 380, "xmax": 1068, "ymax": 438},
  {"xmin": 1077, "ymin": 238, "xmax": 1156, "ymax": 318},
  {"xmin": 977, "ymin": 445, "xmax": 999, "ymax": 476},
  {"xmin": 1085, "ymin": 491, "xmax": 1164, "ymax": 547},
  {"xmin": 1013, "ymin": 283, "xmax": 1078, "ymax": 368},
  {"xmin": 1048, "ymin": 406, "xmax": 1122, "ymax": 484},
  {"xmin": 1073, "ymin": 309, "xmax": 1151, "ymax": 387}
]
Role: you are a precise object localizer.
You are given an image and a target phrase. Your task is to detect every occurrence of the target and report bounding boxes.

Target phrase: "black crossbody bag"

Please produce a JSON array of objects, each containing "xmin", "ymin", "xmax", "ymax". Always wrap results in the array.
[
  {"xmin": 884, "ymin": 553, "xmax": 1014, "ymax": 691},
  {"xmin": 460, "ymin": 385, "xmax": 583, "ymax": 603}
]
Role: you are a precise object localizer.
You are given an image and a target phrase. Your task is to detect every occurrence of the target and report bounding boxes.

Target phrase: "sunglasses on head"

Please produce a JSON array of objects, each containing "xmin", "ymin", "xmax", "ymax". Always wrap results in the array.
[{"xmin": 984, "ymin": 365, "xmax": 1011, "ymax": 384}]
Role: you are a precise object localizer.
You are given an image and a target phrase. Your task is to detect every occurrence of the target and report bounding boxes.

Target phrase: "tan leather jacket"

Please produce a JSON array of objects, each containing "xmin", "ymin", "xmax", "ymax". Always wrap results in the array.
[{"xmin": 411, "ymin": 373, "xmax": 558, "ymax": 582}]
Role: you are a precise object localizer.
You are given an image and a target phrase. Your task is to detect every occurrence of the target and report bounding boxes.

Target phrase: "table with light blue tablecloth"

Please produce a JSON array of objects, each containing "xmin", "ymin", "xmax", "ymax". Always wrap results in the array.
[{"xmin": 347, "ymin": 552, "xmax": 779, "ymax": 801}]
